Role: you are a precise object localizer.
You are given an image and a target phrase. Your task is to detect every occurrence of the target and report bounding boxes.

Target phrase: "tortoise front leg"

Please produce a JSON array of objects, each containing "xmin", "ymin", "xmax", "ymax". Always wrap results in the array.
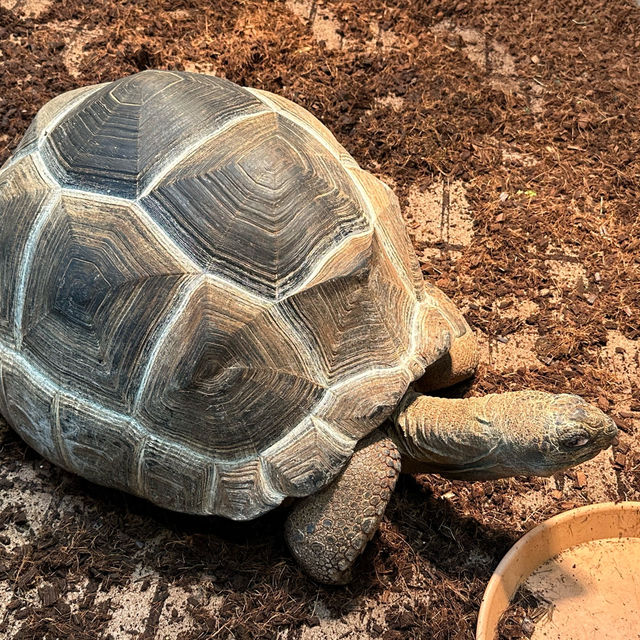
[
  {"xmin": 285, "ymin": 432, "xmax": 401, "ymax": 584},
  {"xmin": 417, "ymin": 328, "xmax": 479, "ymax": 391}
]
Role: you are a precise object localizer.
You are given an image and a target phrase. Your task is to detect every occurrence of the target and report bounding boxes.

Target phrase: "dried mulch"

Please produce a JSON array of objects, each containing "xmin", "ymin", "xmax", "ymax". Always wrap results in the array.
[{"xmin": 0, "ymin": 0, "xmax": 638, "ymax": 638}]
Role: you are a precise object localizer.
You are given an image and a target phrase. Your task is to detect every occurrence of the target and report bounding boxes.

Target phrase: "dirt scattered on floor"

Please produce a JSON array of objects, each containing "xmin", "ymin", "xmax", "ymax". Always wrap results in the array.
[
  {"xmin": 573, "ymin": 450, "xmax": 619, "ymax": 503},
  {"xmin": 477, "ymin": 297, "xmax": 544, "ymax": 372},
  {"xmin": 431, "ymin": 19, "xmax": 519, "ymax": 94},
  {"xmin": 0, "ymin": 0, "xmax": 50, "ymax": 18},
  {"xmin": 286, "ymin": 0, "xmax": 344, "ymax": 51},
  {"xmin": 57, "ymin": 22, "xmax": 103, "ymax": 79},
  {"xmin": 603, "ymin": 330, "xmax": 639, "ymax": 395},
  {"xmin": 0, "ymin": 0, "xmax": 638, "ymax": 638},
  {"xmin": 501, "ymin": 145, "xmax": 538, "ymax": 168},
  {"xmin": 432, "ymin": 20, "xmax": 516, "ymax": 76},
  {"xmin": 407, "ymin": 179, "xmax": 474, "ymax": 260},
  {"xmin": 96, "ymin": 568, "xmax": 159, "ymax": 638},
  {"xmin": 367, "ymin": 19, "xmax": 404, "ymax": 52},
  {"xmin": 373, "ymin": 94, "xmax": 405, "ymax": 111},
  {"xmin": 545, "ymin": 257, "xmax": 588, "ymax": 296},
  {"xmin": 479, "ymin": 329, "xmax": 542, "ymax": 372}
]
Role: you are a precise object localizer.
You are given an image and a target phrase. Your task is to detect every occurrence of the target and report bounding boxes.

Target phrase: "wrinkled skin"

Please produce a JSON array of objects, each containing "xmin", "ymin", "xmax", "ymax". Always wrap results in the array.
[
  {"xmin": 394, "ymin": 390, "xmax": 618, "ymax": 479},
  {"xmin": 286, "ymin": 323, "xmax": 617, "ymax": 584}
]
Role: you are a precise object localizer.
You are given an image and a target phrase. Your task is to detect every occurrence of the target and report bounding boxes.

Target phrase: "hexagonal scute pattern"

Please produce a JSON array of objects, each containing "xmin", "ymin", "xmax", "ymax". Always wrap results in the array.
[
  {"xmin": 247, "ymin": 88, "xmax": 360, "ymax": 170},
  {"xmin": 0, "ymin": 71, "xmax": 438, "ymax": 520},
  {"xmin": 276, "ymin": 234, "xmax": 418, "ymax": 386},
  {"xmin": 41, "ymin": 71, "xmax": 267, "ymax": 198},
  {"xmin": 318, "ymin": 368, "xmax": 415, "ymax": 441},
  {"xmin": 56, "ymin": 394, "xmax": 143, "ymax": 494},
  {"xmin": 141, "ymin": 112, "xmax": 370, "ymax": 299},
  {"xmin": 423, "ymin": 282, "xmax": 471, "ymax": 339},
  {"xmin": 260, "ymin": 417, "xmax": 355, "ymax": 498},
  {"xmin": 348, "ymin": 167, "xmax": 426, "ymax": 301},
  {"xmin": 0, "ymin": 154, "xmax": 53, "ymax": 344},
  {"xmin": 213, "ymin": 459, "xmax": 283, "ymax": 520},
  {"xmin": 137, "ymin": 277, "xmax": 326, "ymax": 461},
  {"xmin": 10, "ymin": 83, "xmax": 108, "ymax": 161},
  {"xmin": 0, "ymin": 352, "xmax": 59, "ymax": 463},
  {"xmin": 20, "ymin": 194, "xmax": 191, "ymax": 412},
  {"xmin": 137, "ymin": 436, "xmax": 217, "ymax": 514}
]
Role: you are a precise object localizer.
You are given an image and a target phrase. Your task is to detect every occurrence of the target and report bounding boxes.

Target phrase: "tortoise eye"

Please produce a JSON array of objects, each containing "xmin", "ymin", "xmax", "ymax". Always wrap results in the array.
[{"xmin": 563, "ymin": 434, "xmax": 590, "ymax": 448}]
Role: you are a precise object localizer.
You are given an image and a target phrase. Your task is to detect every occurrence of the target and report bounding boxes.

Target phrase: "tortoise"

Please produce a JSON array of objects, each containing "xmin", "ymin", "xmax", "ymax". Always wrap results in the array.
[{"xmin": 0, "ymin": 70, "xmax": 616, "ymax": 584}]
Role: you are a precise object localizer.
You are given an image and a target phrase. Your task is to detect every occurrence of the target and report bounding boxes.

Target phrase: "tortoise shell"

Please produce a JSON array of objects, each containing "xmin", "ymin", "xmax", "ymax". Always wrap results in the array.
[{"xmin": 0, "ymin": 70, "xmax": 458, "ymax": 519}]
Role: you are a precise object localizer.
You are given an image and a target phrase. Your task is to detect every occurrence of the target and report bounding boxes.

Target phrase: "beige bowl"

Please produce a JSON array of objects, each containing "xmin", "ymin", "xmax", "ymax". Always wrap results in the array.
[{"xmin": 476, "ymin": 501, "xmax": 640, "ymax": 640}]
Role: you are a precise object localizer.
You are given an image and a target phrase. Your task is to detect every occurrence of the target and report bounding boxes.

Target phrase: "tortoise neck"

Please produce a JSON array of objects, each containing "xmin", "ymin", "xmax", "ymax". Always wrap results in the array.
[{"xmin": 391, "ymin": 392, "xmax": 506, "ymax": 477}]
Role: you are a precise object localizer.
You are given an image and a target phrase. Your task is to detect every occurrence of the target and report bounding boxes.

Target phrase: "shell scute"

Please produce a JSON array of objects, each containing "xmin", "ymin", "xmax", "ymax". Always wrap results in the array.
[
  {"xmin": 41, "ymin": 71, "xmax": 267, "ymax": 198},
  {"xmin": 8, "ymin": 83, "xmax": 108, "ymax": 164},
  {"xmin": 319, "ymin": 368, "xmax": 414, "ymax": 441},
  {"xmin": 19, "ymin": 193, "xmax": 190, "ymax": 412},
  {"xmin": 246, "ymin": 88, "xmax": 359, "ymax": 169},
  {"xmin": 140, "ymin": 111, "xmax": 370, "ymax": 299},
  {"xmin": 137, "ymin": 436, "xmax": 217, "ymax": 513},
  {"xmin": 57, "ymin": 395, "xmax": 142, "ymax": 494},
  {"xmin": 136, "ymin": 277, "xmax": 326, "ymax": 462},
  {"xmin": 261, "ymin": 417, "xmax": 355, "ymax": 498},
  {"xmin": 214, "ymin": 459, "xmax": 281, "ymax": 520},
  {"xmin": 348, "ymin": 167, "xmax": 426, "ymax": 301},
  {"xmin": 0, "ymin": 154, "xmax": 53, "ymax": 345},
  {"xmin": 0, "ymin": 354, "xmax": 58, "ymax": 462},
  {"xmin": 276, "ymin": 231, "xmax": 422, "ymax": 388}
]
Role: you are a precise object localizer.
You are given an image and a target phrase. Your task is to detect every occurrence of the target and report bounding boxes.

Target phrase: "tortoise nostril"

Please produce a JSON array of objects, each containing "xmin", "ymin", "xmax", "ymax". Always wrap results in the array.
[{"xmin": 605, "ymin": 418, "xmax": 618, "ymax": 437}]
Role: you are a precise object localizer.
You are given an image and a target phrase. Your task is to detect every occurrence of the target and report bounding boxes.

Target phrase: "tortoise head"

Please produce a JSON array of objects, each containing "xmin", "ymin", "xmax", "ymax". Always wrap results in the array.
[
  {"xmin": 468, "ymin": 392, "xmax": 618, "ymax": 479},
  {"xmin": 393, "ymin": 391, "xmax": 617, "ymax": 480},
  {"xmin": 527, "ymin": 394, "xmax": 618, "ymax": 475}
]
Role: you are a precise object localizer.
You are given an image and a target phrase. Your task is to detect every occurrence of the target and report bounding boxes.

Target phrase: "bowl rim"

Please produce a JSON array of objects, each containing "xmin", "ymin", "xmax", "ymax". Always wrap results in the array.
[{"xmin": 475, "ymin": 500, "xmax": 640, "ymax": 640}]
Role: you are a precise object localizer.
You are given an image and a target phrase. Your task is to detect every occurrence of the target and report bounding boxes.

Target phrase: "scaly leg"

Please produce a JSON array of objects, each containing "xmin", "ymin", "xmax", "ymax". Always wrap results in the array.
[
  {"xmin": 285, "ymin": 432, "xmax": 401, "ymax": 584},
  {"xmin": 417, "ymin": 322, "xmax": 479, "ymax": 392}
]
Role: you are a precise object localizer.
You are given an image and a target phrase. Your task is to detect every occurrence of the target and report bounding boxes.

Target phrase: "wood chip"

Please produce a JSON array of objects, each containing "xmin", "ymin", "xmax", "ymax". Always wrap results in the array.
[
  {"xmin": 614, "ymin": 453, "xmax": 627, "ymax": 468},
  {"xmin": 38, "ymin": 583, "xmax": 60, "ymax": 607}
]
